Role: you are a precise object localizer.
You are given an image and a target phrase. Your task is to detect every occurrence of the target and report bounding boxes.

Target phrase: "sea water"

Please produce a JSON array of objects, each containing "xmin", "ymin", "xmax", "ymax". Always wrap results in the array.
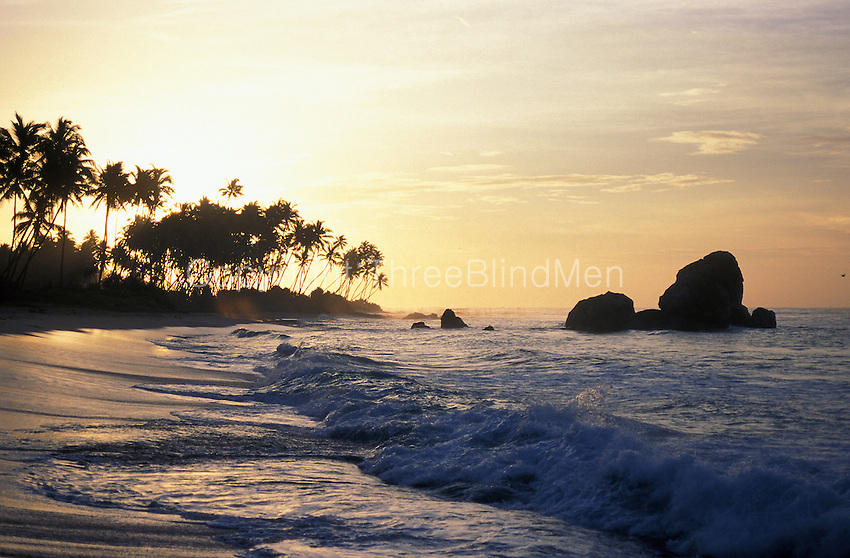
[{"xmin": 30, "ymin": 309, "xmax": 850, "ymax": 557}]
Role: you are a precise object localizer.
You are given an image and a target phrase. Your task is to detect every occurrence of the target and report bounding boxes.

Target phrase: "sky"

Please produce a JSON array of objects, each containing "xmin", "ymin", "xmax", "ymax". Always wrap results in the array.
[{"xmin": 2, "ymin": 0, "xmax": 849, "ymax": 310}]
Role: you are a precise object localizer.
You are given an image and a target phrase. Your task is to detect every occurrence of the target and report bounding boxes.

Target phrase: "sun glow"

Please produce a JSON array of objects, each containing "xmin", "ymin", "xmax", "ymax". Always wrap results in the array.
[{"xmin": 2, "ymin": 1, "xmax": 849, "ymax": 308}]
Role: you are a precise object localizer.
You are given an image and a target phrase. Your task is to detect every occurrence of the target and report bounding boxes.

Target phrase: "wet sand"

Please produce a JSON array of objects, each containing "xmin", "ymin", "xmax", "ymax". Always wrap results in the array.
[{"xmin": 0, "ymin": 308, "xmax": 254, "ymax": 557}]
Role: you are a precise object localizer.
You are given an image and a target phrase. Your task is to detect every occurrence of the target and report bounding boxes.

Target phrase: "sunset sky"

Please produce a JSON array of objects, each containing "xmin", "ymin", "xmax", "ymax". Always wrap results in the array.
[{"xmin": 2, "ymin": 0, "xmax": 849, "ymax": 310}]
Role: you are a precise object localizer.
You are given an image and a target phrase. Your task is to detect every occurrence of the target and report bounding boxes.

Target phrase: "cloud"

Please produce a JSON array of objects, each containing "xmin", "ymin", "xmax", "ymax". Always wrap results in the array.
[
  {"xmin": 660, "ymin": 88, "xmax": 717, "ymax": 97},
  {"xmin": 312, "ymin": 170, "xmax": 729, "ymax": 209},
  {"xmin": 654, "ymin": 130, "xmax": 763, "ymax": 155},
  {"xmin": 426, "ymin": 164, "xmax": 509, "ymax": 174},
  {"xmin": 659, "ymin": 84, "xmax": 726, "ymax": 106},
  {"xmin": 464, "ymin": 172, "xmax": 729, "ymax": 193},
  {"xmin": 799, "ymin": 134, "xmax": 850, "ymax": 145},
  {"xmin": 801, "ymin": 213, "xmax": 850, "ymax": 235},
  {"xmin": 479, "ymin": 195, "xmax": 525, "ymax": 205},
  {"xmin": 454, "ymin": 16, "xmax": 471, "ymax": 28}
]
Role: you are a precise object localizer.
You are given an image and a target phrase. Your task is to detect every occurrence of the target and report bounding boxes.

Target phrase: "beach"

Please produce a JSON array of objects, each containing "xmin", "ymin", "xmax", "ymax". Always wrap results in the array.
[{"xmin": 0, "ymin": 307, "xmax": 252, "ymax": 558}]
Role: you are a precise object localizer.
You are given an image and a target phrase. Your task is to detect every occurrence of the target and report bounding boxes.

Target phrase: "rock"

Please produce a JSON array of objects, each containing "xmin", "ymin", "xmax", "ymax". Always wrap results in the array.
[
  {"xmin": 565, "ymin": 291, "xmax": 635, "ymax": 333},
  {"xmin": 658, "ymin": 251, "xmax": 745, "ymax": 330},
  {"xmin": 405, "ymin": 312, "xmax": 439, "ymax": 320},
  {"xmin": 440, "ymin": 309, "xmax": 469, "ymax": 329},
  {"xmin": 559, "ymin": 251, "xmax": 775, "ymax": 333},
  {"xmin": 483, "ymin": 325, "xmax": 495, "ymax": 331},
  {"xmin": 748, "ymin": 307, "xmax": 777, "ymax": 328},
  {"xmin": 628, "ymin": 308, "xmax": 668, "ymax": 330},
  {"xmin": 730, "ymin": 303, "xmax": 751, "ymax": 327},
  {"xmin": 411, "ymin": 321, "xmax": 430, "ymax": 329}
]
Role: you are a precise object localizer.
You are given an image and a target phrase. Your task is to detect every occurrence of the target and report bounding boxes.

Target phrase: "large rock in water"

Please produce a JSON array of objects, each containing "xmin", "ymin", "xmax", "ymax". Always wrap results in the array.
[
  {"xmin": 440, "ymin": 309, "xmax": 468, "ymax": 329},
  {"xmin": 565, "ymin": 291, "xmax": 635, "ymax": 332},
  {"xmin": 658, "ymin": 251, "xmax": 746, "ymax": 330}
]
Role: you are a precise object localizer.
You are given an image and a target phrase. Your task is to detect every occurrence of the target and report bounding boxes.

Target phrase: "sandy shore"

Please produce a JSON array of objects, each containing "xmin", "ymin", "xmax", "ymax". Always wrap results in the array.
[
  {"xmin": 0, "ymin": 307, "xmax": 255, "ymax": 557},
  {"xmin": 0, "ymin": 305, "xmax": 248, "ymax": 336}
]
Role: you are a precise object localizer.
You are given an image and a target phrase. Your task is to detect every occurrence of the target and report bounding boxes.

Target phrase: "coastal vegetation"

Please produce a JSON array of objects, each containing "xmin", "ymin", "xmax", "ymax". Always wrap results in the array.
[{"xmin": 0, "ymin": 113, "xmax": 385, "ymax": 314}]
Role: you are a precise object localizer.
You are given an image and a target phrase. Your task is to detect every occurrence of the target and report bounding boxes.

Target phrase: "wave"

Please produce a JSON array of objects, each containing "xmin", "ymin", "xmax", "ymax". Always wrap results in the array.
[
  {"xmin": 231, "ymin": 327, "xmax": 290, "ymax": 339},
  {"xmin": 363, "ymin": 404, "xmax": 850, "ymax": 558},
  {"xmin": 256, "ymin": 344, "xmax": 850, "ymax": 558}
]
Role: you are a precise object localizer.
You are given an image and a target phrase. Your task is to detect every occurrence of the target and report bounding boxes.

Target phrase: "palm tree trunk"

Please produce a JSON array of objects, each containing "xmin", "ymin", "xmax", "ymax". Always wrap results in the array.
[
  {"xmin": 10, "ymin": 196, "xmax": 17, "ymax": 250},
  {"xmin": 59, "ymin": 205, "xmax": 67, "ymax": 289},
  {"xmin": 99, "ymin": 205, "xmax": 110, "ymax": 285}
]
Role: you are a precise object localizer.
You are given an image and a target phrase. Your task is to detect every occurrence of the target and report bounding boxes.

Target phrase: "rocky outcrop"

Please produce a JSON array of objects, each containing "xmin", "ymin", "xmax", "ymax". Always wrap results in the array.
[
  {"xmin": 565, "ymin": 251, "xmax": 776, "ymax": 332},
  {"xmin": 658, "ymin": 251, "xmax": 746, "ymax": 330},
  {"xmin": 405, "ymin": 312, "xmax": 440, "ymax": 320},
  {"xmin": 565, "ymin": 291, "xmax": 635, "ymax": 332},
  {"xmin": 730, "ymin": 304, "xmax": 752, "ymax": 327},
  {"xmin": 440, "ymin": 309, "xmax": 469, "ymax": 329},
  {"xmin": 411, "ymin": 321, "xmax": 430, "ymax": 329}
]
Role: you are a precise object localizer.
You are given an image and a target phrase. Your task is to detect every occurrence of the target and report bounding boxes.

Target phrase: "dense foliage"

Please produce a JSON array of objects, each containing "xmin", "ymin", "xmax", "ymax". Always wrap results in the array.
[
  {"xmin": 115, "ymin": 198, "xmax": 387, "ymax": 300},
  {"xmin": 0, "ymin": 113, "xmax": 386, "ymax": 305}
]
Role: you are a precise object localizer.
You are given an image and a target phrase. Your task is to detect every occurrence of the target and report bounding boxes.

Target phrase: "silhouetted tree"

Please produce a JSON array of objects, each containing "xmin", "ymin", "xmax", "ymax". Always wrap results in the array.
[
  {"xmin": 36, "ymin": 117, "xmax": 95, "ymax": 288},
  {"xmin": 219, "ymin": 178, "xmax": 244, "ymax": 207},
  {"xmin": 292, "ymin": 220, "xmax": 332, "ymax": 292},
  {"xmin": 3, "ymin": 112, "xmax": 386, "ymax": 303},
  {"xmin": 351, "ymin": 241, "xmax": 383, "ymax": 299},
  {"xmin": 112, "ymin": 196, "xmax": 385, "ymax": 301},
  {"xmin": 306, "ymin": 234, "xmax": 347, "ymax": 293},
  {"xmin": 90, "ymin": 162, "xmax": 132, "ymax": 284},
  {"xmin": 0, "ymin": 114, "xmax": 45, "ymax": 252},
  {"xmin": 131, "ymin": 165, "xmax": 173, "ymax": 218},
  {"xmin": 264, "ymin": 199, "xmax": 299, "ymax": 288}
]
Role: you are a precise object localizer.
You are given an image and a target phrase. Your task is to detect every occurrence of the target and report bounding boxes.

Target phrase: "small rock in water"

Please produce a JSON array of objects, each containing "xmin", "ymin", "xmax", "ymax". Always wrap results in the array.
[
  {"xmin": 748, "ymin": 307, "xmax": 777, "ymax": 328},
  {"xmin": 441, "ymin": 309, "xmax": 469, "ymax": 329}
]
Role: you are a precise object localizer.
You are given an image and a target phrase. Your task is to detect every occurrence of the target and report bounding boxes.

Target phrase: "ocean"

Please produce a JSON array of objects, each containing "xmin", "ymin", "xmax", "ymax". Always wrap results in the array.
[{"xmin": 28, "ymin": 309, "xmax": 850, "ymax": 557}]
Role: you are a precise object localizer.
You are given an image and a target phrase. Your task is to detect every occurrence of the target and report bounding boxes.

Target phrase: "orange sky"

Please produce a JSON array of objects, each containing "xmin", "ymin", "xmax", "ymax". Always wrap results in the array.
[{"xmin": 2, "ymin": 0, "xmax": 849, "ymax": 310}]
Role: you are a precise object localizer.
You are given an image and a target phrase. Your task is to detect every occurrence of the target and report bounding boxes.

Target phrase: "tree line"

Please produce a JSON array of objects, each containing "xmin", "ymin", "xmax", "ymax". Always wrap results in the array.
[{"xmin": 0, "ymin": 113, "xmax": 386, "ymax": 302}]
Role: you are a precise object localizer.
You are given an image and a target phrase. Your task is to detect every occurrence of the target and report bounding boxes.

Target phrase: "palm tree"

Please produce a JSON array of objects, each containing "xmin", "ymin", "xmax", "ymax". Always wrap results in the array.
[
  {"xmin": 259, "ymin": 199, "xmax": 298, "ymax": 288},
  {"xmin": 364, "ymin": 272, "xmax": 388, "ymax": 302},
  {"xmin": 349, "ymin": 241, "xmax": 383, "ymax": 300},
  {"xmin": 90, "ymin": 161, "xmax": 131, "ymax": 283},
  {"xmin": 132, "ymin": 165, "xmax": 173, "ymax": 218},
  {"xmin": 339, "ymin": 247, "xmax": 364, "ymax": 298},
  {"xmin": 8, "ymin": 184, "xmax": 57, "ymax": 285},
  {"xmin": 0, "ymin": 114, "xmax": 46, "ymax": 251},
  {"xmin": 219, "ymin": 178, "xmax": 244, "ymax": 207},
  {"xmin": 236, "ymin": 200, "xmax": 265, "ymax": 288},
  {"xmin": 306, "ymin": 233, "xmax": 346, "ymax": 293},
  {"xmin": 38, "ymin": 117, "xmax": 95, "ymax": 287},
  {"xmin": 290, "ymin": 219, "xmax": 332, "ymax": 293},
  {"xmin": 267, "ymin": 203, "xmax": 301, "ymax": 288}
]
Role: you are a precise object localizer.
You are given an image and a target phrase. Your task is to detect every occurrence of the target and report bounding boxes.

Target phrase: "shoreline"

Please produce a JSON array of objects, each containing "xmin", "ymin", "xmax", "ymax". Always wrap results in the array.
[
  {"xmin": 0, "ymin": 305, "xmax": 250, "ymax": 336},
  {"xmin": 0, "ymin": 308, "xmax": 256, "ymax": 557}
]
